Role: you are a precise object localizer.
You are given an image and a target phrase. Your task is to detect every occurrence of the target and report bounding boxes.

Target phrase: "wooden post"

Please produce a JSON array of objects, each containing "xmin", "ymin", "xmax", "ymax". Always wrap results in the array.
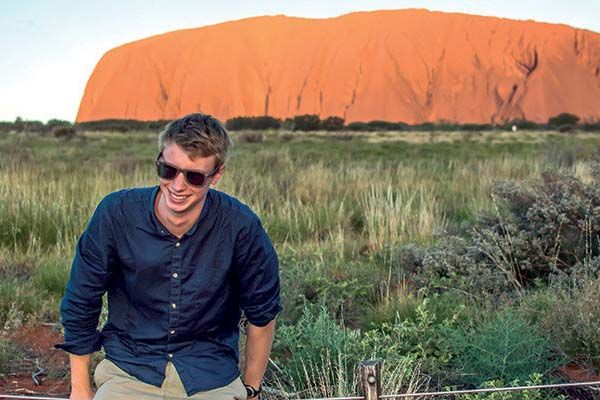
[{"xmin": 359, "ymin": 360, "xmax": 381, "ymax": 400}]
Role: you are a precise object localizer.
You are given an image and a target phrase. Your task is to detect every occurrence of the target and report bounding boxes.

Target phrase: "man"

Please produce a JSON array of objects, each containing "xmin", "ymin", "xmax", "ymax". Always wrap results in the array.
[{"xmin": 56, "ymin": 113, "xmax": 282, "ymax": 399}]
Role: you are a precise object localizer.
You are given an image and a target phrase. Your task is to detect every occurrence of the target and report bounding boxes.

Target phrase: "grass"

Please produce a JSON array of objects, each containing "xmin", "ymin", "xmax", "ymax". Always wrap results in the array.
[{"xmin": 1, "ymin": 129, "xmax": 600, "ymax": 396}]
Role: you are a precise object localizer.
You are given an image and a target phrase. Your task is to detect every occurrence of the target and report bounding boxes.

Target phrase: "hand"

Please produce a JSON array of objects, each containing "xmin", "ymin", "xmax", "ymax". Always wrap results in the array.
[{"xmin": 69, "ymin": 385, "xmax": 95, "ymax": 400}]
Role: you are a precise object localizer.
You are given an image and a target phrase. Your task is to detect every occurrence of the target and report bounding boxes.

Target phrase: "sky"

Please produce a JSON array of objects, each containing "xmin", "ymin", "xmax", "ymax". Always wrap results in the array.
[{"xmin": 2, "ymin": 0, "xmax": 600, "ymax": 123}]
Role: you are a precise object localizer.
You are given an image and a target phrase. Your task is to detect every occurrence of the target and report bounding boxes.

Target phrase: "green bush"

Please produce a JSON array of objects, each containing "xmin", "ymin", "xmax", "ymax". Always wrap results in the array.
[
  {"xmin": 449, "ymin": 311, "xmax": 564, "ymax": 387},
  {"xmin": 455, "ymin": 374, "xmax": 567, "ymax": 400},
  {"xmin": 360, "ymin": 296, "xmax": 466, "ymax": 373}
]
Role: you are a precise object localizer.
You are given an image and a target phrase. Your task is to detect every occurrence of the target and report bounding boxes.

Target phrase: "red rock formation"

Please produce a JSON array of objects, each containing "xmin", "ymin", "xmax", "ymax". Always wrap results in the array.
[{"xmin": 76, "ymin": 9, "xmax": 600, "ymax": 124}]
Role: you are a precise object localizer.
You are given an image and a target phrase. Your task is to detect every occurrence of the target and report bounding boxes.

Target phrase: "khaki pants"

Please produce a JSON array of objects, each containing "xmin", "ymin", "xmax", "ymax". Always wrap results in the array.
[{"xmin": 93, "ymin": 359, "xmax": 248, "ymax": 400}]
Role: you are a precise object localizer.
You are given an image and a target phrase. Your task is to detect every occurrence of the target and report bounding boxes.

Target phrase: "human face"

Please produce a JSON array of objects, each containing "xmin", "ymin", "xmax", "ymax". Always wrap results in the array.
[{"xmin": 157, "ymin": 143, "xmax": 223, "ymax": 216}]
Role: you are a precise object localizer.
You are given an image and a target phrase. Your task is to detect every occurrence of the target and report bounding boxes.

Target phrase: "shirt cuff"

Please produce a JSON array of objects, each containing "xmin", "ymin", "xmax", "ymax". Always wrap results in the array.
[
  {"xmin": 245, "ymin": 304, "xmax": 283, "ymax": 327},
  {"xmin": 54, "ymin": 330, "xmax": 103, "ymax": 355}
]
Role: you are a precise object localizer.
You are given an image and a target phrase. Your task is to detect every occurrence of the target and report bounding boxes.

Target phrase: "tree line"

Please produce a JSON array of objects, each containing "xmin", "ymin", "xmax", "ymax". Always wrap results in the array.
[{"xmin": 1, "ymin": 113, "xmax": 598, "ymax": 135}]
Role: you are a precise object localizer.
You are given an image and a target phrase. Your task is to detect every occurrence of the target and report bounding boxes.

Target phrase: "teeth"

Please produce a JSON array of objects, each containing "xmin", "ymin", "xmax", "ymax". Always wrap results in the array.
[{"xmin": 171, "ymin": 192, "xmax": 188, "ymax": 200}]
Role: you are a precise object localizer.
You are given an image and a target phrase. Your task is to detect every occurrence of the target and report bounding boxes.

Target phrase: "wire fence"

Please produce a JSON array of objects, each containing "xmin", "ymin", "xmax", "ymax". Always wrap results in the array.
[{"xmin": 1, "ymin": 359, "xmax": 599, "ymax": 400}]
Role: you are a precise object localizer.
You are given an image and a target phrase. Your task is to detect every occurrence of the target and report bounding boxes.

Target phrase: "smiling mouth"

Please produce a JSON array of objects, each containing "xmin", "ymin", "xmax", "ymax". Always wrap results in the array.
[{"xmin": 168, "ymin": 191, "xmax": 190, "ymax": 202}]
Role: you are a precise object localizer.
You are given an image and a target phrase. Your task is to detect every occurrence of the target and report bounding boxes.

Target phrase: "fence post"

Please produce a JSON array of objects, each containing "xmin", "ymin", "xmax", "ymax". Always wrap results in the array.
[{"xmin": 359, "ymin": 359, "xmax": 381, "ymax": 400}]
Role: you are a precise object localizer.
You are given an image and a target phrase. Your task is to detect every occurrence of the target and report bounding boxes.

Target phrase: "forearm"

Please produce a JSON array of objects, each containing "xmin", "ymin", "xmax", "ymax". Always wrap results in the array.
[
  {"xmin": 243, "ymin": 319, "xmax": 276, "ymax": 388},
  {"xmin": 69, "ymin": 353, "xmax": 92, "ymax": 391}
]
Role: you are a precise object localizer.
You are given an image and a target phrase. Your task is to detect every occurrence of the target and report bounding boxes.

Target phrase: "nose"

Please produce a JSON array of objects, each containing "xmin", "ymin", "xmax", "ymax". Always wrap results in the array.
[{"xmin": 171, "ymin": 170, "xmax": 188, "ymax": 191}]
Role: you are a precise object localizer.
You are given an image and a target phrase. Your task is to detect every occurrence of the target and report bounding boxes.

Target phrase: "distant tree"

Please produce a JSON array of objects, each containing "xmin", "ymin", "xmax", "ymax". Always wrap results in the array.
[
  {"xmin": 319, "ymin": 116, "xmax": 345, "ymax": 131},
  {"xmin": 52, "ymin": 125, "xmax": 77, "ymax": 140},
  {"xmin": 507, "ymin": 119, "xmax": 540, "ymax": 130},
  {"xmin": 22, "ymin": 120, "xmax": 45, "ymax": 133},
  {"xmin": 366, "ymin": 120, "xmax": 408, "ymax": 131},
  {"xmin": 281, "ymin": 118, "xmax": 295, "ymax": 131},
  {"xmin": 225, "ymin": 116, "xmax": 281, "ymax": 130},
  {"xmin": 346, "ymin": 122, "xmax": 368, "ymax": 131},
  {"xmin": 293, "ymin": 114, "xmax": 321, "ymax": 131},
  {"xmin": 14, "ymin": 116, "xmax": 24, "ymax": 132},
  {"xmin": 46, "ymin": 119, "xmax": 72, "ymax": 130},
  {"xmin": 548, "ymin": 113, "xmax": 580, "ymax": 127}
]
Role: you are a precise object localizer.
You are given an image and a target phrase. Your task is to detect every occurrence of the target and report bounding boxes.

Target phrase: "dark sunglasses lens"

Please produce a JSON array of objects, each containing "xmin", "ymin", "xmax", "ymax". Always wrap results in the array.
[
  {"xmin": 157, "ymin": 162, "xmax": 178, "ymax": 180},
  {"xmin": 185, "ymin": 171, "xmax": 207, "ymax": 187}
]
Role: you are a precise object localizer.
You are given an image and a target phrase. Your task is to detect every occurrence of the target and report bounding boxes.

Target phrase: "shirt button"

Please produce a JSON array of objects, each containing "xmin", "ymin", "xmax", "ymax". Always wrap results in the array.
[
  {"xmin": 171, "ymin": 303, "xmax": 177, "ymax": 309},
  {"xmin": 170, "ymin": 329, "xmax": 175, "ymax": 335},
  {"xmin": 175, "ymin": 242, "xmax": 180, "ymax": 247},
  {"xmin": 172, "ymin": 272, "xmax": 178, "ymax": 278},
  {"xmin": 168, "ymin": 353, "xmax": 173, "ymax": 359}
]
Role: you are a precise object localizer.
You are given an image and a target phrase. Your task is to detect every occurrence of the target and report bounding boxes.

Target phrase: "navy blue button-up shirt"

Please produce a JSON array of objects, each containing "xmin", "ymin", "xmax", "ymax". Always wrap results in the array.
[{"xmin": 56, "ymin": 186, "xmax": 282, "ymax": 396}]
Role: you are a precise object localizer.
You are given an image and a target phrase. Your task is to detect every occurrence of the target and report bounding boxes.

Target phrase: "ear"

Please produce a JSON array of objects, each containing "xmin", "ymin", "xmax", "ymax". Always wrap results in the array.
[{"xmin": 210, "ymin": 165, "xmax": 225, "ymax": 186}]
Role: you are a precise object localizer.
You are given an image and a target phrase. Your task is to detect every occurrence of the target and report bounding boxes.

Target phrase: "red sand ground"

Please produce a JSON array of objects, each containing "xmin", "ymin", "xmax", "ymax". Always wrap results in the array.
[
  {"xmin": 77, "ymin": 9, "xmax": 600, "ymax": 124},
  {"xmin": 0, "ymin": 325, "xmax": 69, "ymax": 399}
]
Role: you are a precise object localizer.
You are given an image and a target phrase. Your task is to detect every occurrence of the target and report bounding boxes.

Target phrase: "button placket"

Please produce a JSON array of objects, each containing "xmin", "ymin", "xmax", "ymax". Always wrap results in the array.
[{"xmin": 167, "ymin": 239, "xmax": 183, "ymax": 354}]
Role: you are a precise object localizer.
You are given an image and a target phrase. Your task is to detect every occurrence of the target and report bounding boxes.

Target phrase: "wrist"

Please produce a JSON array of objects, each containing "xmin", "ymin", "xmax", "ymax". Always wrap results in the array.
[{"xmin": 243, "ymin": 382, "xmax": 262, "ymax": 398}]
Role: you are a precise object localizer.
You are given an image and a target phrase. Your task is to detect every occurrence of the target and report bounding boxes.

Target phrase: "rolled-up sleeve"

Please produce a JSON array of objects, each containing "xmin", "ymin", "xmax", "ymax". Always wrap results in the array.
[
  {"xmin": 235, "ymin": 218, "xmax": 282, "ymax": 327},
  {"xmin": 55, "ymin": 196, "xmax": 116, "ymax": 355}
]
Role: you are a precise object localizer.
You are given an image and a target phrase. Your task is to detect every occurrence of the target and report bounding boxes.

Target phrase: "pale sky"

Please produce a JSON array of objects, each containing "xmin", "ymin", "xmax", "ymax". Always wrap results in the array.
[{"xmin": 2, "ymin": 0, "xmax": 599, "ymax": 123}]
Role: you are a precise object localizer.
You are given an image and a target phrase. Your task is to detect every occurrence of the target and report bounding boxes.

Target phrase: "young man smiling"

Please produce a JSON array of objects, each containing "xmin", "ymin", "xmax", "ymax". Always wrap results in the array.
[{"xmin": 57, "ymin": 114, "xmax": 282, "ymax": 400}]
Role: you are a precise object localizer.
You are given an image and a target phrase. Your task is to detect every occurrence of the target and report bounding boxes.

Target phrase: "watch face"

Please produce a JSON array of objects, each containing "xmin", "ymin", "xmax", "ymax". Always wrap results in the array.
[{"xmin": 244, "ymin": 384, "xmax": 261, "ymax": 398}]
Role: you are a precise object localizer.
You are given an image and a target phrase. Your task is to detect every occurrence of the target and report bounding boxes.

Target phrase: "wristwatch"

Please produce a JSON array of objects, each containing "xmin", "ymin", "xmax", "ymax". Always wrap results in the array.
[{"xmin": 244, "ymin": 383, "xmax": 262, "ymax": 398}]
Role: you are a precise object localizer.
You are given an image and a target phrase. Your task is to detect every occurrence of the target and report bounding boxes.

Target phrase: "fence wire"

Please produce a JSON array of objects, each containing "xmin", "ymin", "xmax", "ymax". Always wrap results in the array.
[{"xmin": 1, "ymin": 380, "xmax": 599, "ymax": 400}]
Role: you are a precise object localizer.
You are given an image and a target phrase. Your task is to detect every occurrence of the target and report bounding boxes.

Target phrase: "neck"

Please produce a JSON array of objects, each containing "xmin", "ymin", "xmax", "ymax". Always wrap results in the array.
[{"xmin": 155, "ymin": 192, "xmax": 204, "ymax": 238}]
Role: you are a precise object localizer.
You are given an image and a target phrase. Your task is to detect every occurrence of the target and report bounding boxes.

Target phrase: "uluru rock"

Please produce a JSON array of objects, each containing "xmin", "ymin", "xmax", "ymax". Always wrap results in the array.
[{"xmin": 76, "ymin": 9, "xmax": 600, "ymax": 124}]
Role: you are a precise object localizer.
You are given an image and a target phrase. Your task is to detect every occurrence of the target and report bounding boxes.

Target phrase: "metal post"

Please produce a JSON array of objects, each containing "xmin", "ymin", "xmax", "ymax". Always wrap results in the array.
[{"xmin": 359, "ymin": 360, "xmax": 381, "ymax": 400}]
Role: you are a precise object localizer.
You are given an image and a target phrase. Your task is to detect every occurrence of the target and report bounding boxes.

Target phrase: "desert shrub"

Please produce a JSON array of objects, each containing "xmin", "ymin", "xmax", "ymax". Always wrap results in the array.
[
  {"xmin": 449, "ymin": 310, "xmax": 565, "ymax": 388},
  {"xmin": 359, "ymin": 296, "xmax": 465, "ymax": 374},
  {"xmin": 234, "ymin": 132, "xmax": 264, "ymax": 143},
  {"xmin": 558, "ymin": 124, "xmax": 575, "ymax": 133},
  {"xmin": 272, "ymin": 305, "xmax": 358, "ymax": 392},
  {"xmin": 416, "ymin": 163, "xmax": 600, "ymax": 297},
  {"xmin": 0, "ymin": 338, "xmax": 26, "ymax": 376},
  {"xmin": 319, "ymin": 116, "xmax": 345, "ymax": 131},
  {"xmin": 271, "ymin": 306, "xmax": 428, "ymax": 398},
  {"xmin": 521, "ymin": 267, "xmax": 600, "ymax": 368},
  {"xmin": 0, "ymin": 279, "xmax": 42, "ymax": 330},
  {"xmin": 581, "ymin": 122, "xmax": 600, "ymax": 132},
  {"xmin": 293, "ymin": 114, "xmax": 321, "ymax": 131},
  {"xmin": 52, "ymin": 125, "xmax": 77, "ymax": 139},
  {"xmin": 455, "ymin": 374, "xmax": 567, "ymax": 400},
  {"xmin": 548, "ymin": 113, "xmax": 580, "ymax": 128}
]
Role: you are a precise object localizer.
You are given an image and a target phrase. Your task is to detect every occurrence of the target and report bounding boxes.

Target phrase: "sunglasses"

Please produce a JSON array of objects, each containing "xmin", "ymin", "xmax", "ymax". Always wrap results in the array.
[{"xmin": 155, "ymin": 152, "xmax": 221, "ymax": 187}]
